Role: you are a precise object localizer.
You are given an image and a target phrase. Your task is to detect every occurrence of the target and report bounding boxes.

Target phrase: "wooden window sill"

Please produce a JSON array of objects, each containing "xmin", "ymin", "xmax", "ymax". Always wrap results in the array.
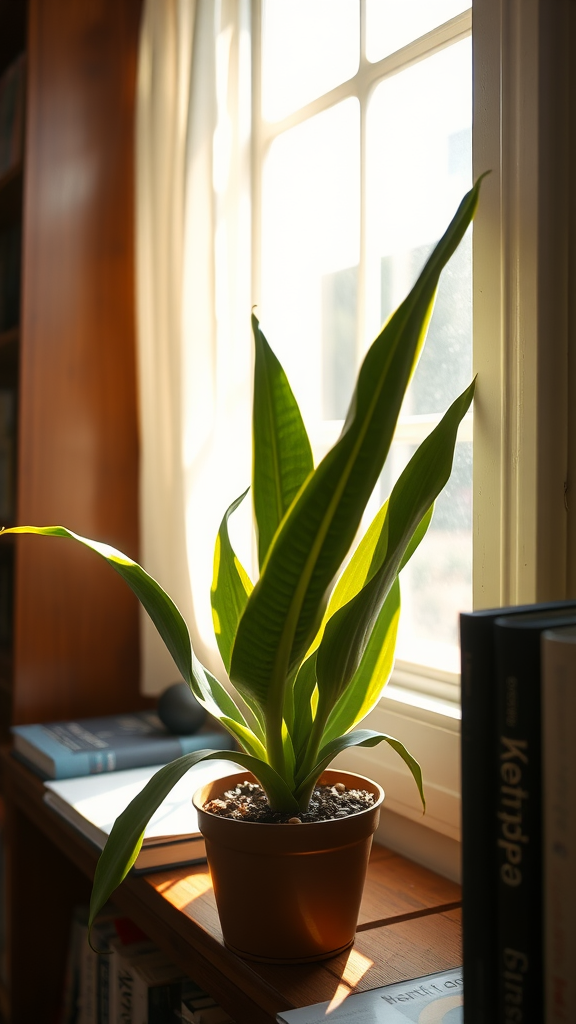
[{"xmin": 0, "ymin": 749, "xmax": 462, "ymax": 1024}]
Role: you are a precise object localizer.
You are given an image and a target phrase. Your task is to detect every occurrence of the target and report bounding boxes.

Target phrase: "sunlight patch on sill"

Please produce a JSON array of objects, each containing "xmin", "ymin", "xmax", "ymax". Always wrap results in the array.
[{"xmin": 381, "ymin": 682, "xmax": 461, "ymax": 722}]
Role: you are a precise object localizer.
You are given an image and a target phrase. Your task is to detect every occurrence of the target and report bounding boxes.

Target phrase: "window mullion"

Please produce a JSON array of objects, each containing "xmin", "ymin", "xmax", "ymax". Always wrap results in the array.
[{"xmin": 259, "ymin": 9, "xmax": 471, "ymax": 149}]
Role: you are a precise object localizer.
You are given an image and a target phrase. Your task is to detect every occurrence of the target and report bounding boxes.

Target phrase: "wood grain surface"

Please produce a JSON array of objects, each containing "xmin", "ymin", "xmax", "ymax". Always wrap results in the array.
[
  {"xmin": 11, "ymin": 0, "xmax": 146, "ymax": 725},
  {"xmin": 3, "ymin": 750, "xmax": 462, "ymax": 1024}
]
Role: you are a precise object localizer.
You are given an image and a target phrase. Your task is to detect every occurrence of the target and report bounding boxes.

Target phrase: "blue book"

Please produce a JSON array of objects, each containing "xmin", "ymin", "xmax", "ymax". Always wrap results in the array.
[{"xmin": 11, "ymin": 710, "xmax": 234, "ymax": 779}]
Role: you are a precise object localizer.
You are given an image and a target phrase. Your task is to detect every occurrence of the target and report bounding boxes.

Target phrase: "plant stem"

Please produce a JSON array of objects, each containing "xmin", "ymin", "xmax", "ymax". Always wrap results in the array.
[
  {"xmin": 265, "ymin": 704, "xmax": 285, "ymax": 781},
  {"xmin": 294, "ymin": 701, "xmax": 329, "ymax": 805},
  {"xmin": 296, "ymin": 773, "xmax": 320, "ymax": 811}
]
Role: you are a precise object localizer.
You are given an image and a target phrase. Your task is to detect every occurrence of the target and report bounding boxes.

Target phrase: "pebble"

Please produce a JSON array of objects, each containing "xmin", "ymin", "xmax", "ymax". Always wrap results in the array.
[
  {"xmin": 332, "ymin": 783, "xmax": 346, "ymax": 795},
  {"xmin": 288, "ymin": 817, "xmax": 302, "ymax": 824}
]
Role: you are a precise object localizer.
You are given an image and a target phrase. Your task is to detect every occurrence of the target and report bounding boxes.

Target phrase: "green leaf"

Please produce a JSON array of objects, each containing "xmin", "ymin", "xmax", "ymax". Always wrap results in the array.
[
  {"xmin": 314, "ymin": 380, "xmax": 474, "ymax": 712},
  {"xmin": 230, "ymin": 183, "xmax": 481, "ymax": 731},
  {"xmin": 211, "ymin": 489, "xmax": 253, "ymax": 673},
  {"xmin": 3, "ymin": 526, "xmax": 194, "ymax": 682},
  {"xmin": 281, "ymin": 720, "xmax": 296, "ymax": 790},
  {"xmin": 302, "ymin": 498, "xmax": 392, "ymax": 666},
  {"xmin": 290, "ymin": 652, "xmax": 318, "ymax": 764},
  {"xmin": 3, "ymin": 526, "xmax": 261, "ymax": 750},
  {"xmin": 320, "ymin": 579, "xmax": 401, "ymax": 744},
  {"xmin": 220, "ymin": 716, "xmax": 267, "ymax": 760},
  {"xmin": 186, "ymin": 659, "xmax": 261, "ymax": 746},
  {"xmin": 295, "ymin": 729, "xmax": 425, "ymax": 812},
  {"xmin": 89, "ymin": 749, "xmax": 299, "ymax": 930},
  {"xmin": 252, "ymin": 315, "xmax": 314, "ymax": 568},
  {"xmin": 317, "ymin": 510, "xmax": 432, "ymax": 746}
]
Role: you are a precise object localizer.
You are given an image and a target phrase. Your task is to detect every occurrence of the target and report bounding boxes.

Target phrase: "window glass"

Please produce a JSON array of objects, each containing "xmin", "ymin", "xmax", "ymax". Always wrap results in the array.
[
  {"xmin": 262, "ymin": 0, "xmax": 360, "ymax": 122},
  {"xmin": 260, "ymin": 98, "xmax": 360, "ymax": 441},
  {"xmin": 366, "ymin": 0, "xmax": 470, "ymax": 62},
  {"xmin": 257, "ymin": 16, "xmax": 472, "ymax": 677},
  {"xmin": 366, "ymin": 39, "xmax": 472, "ymax": 671}
]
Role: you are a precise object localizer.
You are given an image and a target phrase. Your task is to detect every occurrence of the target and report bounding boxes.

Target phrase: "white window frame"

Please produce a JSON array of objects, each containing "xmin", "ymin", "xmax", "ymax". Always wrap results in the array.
[{"xmin": 249, "ymin": 0, "xmax": 573, "ymax": 878}]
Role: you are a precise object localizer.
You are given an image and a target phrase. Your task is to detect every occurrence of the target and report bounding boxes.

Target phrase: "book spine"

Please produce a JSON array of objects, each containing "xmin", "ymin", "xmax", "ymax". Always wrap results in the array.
[
  {"xmin": 53, "ymin": 733, "xmax": 230, "ymax": 778},
  {"xmin": 494, "ymin": 625, "xmax": 544, "ymax": 1024},
  {"xmin": 60, "ymin": 907, "xmax": 88, "ymax": 1024},
  {"xmin": 460, "ymin": 612, "xmax": 499, "ymax": 1024},
  {"xmin": 115, "ymin": 956, "xmax": 136, "ymax": 1024},
  {"xmin": 111, "ymin": 736, "xmax": 198, "ymax": 772},
  {"xmin": 79, "ymin": 926, "xmax": 98, "ymax": 1024},
  {"xmin": 542, "ymin": 633, "xmax": 576, "ymax": 1023},
  {"xmin": 148, "ymin": 982, "xmax": 183, "ymax": 1024},
  {"xmin": 97, "ymin": 952, "xmax": 111, "ymax": 1024},
  {"xmin": 178, "ymin": 731, "xmax": 235, "ymax": 756}
]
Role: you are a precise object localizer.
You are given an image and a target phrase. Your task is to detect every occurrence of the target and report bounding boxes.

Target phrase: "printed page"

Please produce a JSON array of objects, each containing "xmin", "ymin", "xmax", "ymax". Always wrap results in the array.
[
  {"xmin": 276, "ymin": 968, "xmax": 463, "ymax": 1023},
  {"xmin": 44, "ymin": 758, "xmax": 241, "ymax": 839}
]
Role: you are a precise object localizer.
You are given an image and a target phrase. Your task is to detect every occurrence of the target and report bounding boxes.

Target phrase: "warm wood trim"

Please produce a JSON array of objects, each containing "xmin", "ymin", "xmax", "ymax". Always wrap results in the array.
[{"xmin": 13, "ymin": 0, "xmax": 144, "ymax": 724}]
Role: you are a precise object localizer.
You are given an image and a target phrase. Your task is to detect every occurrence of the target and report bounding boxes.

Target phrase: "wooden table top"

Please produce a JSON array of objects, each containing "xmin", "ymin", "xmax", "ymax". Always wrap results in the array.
[{"xmin": 2, "ymin": 750, "xmax": 462, "ymax": 1023}]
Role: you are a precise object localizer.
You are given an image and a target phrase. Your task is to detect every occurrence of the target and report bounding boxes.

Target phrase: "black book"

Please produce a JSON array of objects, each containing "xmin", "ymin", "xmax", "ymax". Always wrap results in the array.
[
  {"xmin": 493, "ymin": 609, "xmax": 576, "ymax": 1023},
  {"xmin": 459, "ymin": 601, "xmax": 576, "ymax": 1024}
]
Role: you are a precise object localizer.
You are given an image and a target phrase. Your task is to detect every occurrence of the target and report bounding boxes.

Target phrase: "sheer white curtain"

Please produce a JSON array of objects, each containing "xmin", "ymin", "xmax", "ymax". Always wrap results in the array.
[{"xmin": 136, "ymin": 0, "xmax": 252, "ymax": 694}]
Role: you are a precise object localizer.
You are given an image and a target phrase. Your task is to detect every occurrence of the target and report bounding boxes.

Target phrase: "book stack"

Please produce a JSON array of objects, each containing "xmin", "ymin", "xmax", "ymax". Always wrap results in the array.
[
  {"xmin": 460, "ymin": 601, "xmax": 576, "ymax": 1024},
  {"xmin": 0, "ymin": 54, "xmax": 25, "ymax": 179},
  {"xmin": 43, "ymin": 758, "xmax": 240, "ymax": 873},
  {"xmin": 60, "ymin": 906, "xmax": 236, "ymax": 1024},
  {"xmin": 12, "ymin": 709, "xmax": 235, "ymax": 780}
]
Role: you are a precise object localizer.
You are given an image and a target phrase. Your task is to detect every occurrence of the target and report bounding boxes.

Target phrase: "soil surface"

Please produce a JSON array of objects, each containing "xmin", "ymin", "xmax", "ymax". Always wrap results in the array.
[{"xmin": 203, "ymin": 780, "xmax": 375, "ymax": 823}]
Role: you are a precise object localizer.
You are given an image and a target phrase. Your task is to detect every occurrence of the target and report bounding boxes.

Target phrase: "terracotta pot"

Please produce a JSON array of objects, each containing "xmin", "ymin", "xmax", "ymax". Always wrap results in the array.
[{"xmin": 193, "ymin": 768, "xmax": 384, "ymax": 964}]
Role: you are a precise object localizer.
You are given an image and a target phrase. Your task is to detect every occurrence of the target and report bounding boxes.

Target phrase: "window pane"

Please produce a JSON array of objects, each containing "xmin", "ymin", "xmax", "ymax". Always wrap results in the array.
[
  {"xmin": 260, "ymin": 99, "xmax": 360, "ymax": 440},
  {"xmin": 366, "ymin": 0, "xmax": 470, "ymax": 62},
  {"xmin": 380, "ymin": 440, "xmax": 472, "ymax": 674},
  {"xmin": 366, "ymin": 40, "xmax": 472, "ymax": 672},
  {"xmin": 262, "ymin": 0, "xmax": 360, "ymax": 122},
  {"xmin": 365, "ymin": 40, "xmax": 472, "ymax": 406}
]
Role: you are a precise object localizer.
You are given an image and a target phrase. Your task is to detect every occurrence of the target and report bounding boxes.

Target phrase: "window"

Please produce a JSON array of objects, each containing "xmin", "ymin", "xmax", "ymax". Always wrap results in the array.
[
  {"xmin": 252, "ymin": 0, "xmax": 472, "ymax": 692},
  {"xmin": 138, "ymin": 0, "xmax": 574, "ymax": 876}
]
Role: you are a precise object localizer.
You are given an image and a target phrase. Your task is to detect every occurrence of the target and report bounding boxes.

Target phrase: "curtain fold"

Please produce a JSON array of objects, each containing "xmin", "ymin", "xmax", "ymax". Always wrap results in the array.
[{"xmin": 136, "ymin": 0, "xmax": 251, "ymax": 694}]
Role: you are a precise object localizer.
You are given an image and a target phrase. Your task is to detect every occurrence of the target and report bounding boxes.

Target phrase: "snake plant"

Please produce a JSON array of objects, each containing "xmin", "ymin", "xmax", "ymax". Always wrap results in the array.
[{"xmin": 2, "ymin": 179, "xmax": 481, "ymax": 930}]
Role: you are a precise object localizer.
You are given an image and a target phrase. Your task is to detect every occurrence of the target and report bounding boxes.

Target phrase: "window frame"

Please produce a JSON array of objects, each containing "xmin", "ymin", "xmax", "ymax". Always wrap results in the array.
[
  {"xmin": 248, "ymin": 0, "xmax": 575, "ymax": 877},
  {"xmin": 251, "ymin": 1, "xmax": 472, "ymax": 695}
]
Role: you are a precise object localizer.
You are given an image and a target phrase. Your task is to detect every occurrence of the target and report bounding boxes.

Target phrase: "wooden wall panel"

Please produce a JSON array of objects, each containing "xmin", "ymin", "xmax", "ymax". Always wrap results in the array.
[{"xmin": 13, "ymin": 0, "xmax": 145, "ymax": 722}]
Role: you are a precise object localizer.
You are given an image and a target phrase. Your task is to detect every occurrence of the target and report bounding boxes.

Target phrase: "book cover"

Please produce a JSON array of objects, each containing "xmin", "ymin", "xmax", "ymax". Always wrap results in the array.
[
  {"xmin": 275, "ymin": 967, "xmax": 463, "ymax": 1022},
  {"xmin": 59, "ymin": 905, "xmax": 88, "ymax": 1024},
  {"xmin": 459, "ymin": 599, "xmax": 576, "ymax": 1024},
  {"xmin": 109, "ymin": 934, "xmax": 157, "ymax": 1024},
  {"xmin": 542, "ymin": 625, "xmax": 576, "ymax": 1024},
  {"xmin": 493, "ymin": 608, "xmax": 576, "ymax": 1024},
  {"xmin": 43, "ymin": 758, "xmax": 240, "ymax": 873},
  {"xmin": 12, "ymin": 709, "xmax": 235, "ymax": 779},
  {"xmin": 131, "ymin": 955, "xmax": 188, "ymax": 1024},
  {"xmin": 78, "ymin": 911, "xmax": 116, "ymax": 1024}
]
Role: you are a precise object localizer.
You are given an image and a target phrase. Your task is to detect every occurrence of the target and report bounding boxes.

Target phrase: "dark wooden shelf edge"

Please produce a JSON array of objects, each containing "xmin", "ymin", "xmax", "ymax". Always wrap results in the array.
[
  {"xmin": 0, "ymin": 163, "xmax": 22, "ymax": 229},
  {"xmin": 0, "ymin": 162, "xmax": 22, "ymax": 196},
  {"xmin": 1, "ymin": 751, "xmax": 463, "ymax": 1024},
  {"xmin": 0, "ymin": 328, "xmax": 18, "ymax": 350},
  {"xmin": 0, "ymin": 979, "xmax": 10, "ymax": 1023}
]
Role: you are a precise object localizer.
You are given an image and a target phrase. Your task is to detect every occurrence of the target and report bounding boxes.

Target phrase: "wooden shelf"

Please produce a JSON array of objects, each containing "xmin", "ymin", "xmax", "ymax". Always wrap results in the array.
[
  {"xmin": 0, "ymin": 330, "xmax": 17, "ymax": 352},
  {"xmin": 2, "ymin": 750, "xmax": 462, "ymax": 1024},
  {"xmin": 0, "ymin": 165, "xmax": 22, "ymax": 231}
]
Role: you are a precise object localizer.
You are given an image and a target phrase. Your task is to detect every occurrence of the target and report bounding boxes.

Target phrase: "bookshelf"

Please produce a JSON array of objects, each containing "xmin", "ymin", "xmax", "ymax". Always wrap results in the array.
[{"xmin": 2, "ymin": 751, "xmax": 463, "ymax": 1023}]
